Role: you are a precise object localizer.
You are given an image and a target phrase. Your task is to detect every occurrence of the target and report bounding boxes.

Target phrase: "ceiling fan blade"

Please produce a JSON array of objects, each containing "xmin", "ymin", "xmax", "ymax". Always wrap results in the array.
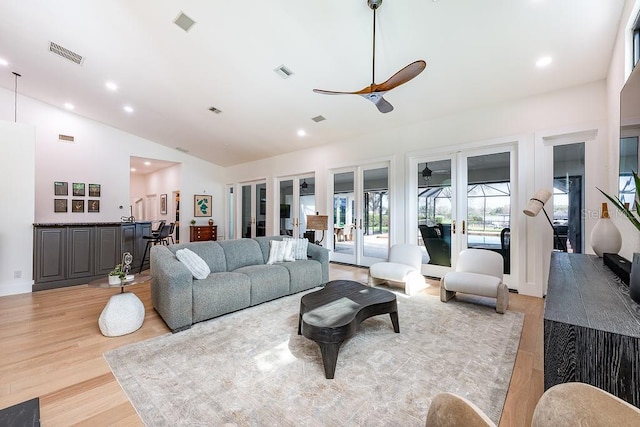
[
  {"xmin": 360, "ymin": 92, "xmax": 394, "ymax": 113},
  {"xmin": 313, "ymin": 88, "xmax": 363, "ymax": 95},
  {"xmin": 375, "ymin": 60, "xmax": 426, "ymax": 92}
]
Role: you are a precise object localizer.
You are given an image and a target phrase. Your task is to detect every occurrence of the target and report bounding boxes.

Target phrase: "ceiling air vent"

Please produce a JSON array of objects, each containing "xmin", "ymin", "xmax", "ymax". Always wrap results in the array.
[
  {"xmin": 174, "ymin": 12, "xmax": 196, "ymax": 32},
  {"xmin": 209, "ymin": 106, "xmax": 222, "ymax": 114},
  {"xmin": 274, "ymin": 64, "xmax": 294, "ymax": 79},
  {"xmin": 58, "ymin": 134, "xmax": 75, "ymax": 143},
  {"xmin": 311, "ymin": 115, "xmax": 326, "ymax": 123},
  {"xmin": 175, "ymin": 147, "xmax": 189, "ymax": 153},
  {"xmin": 49, "ymin": 42, "xmax": 84, "ymax": 65}
]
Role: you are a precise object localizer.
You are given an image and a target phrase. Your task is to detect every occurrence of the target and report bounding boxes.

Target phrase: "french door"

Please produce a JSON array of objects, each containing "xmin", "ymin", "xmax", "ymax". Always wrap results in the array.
[
  {"xmin": 331, "ymin": 163, "xmax": 389, "ymax": 267},
  {"xmin": 277, "ymin": 175, "xmax": 316, "ymax": 238},
  {"xmin": 239, "ymin": 180, "xmax": 266, "ymax": 238},
  {"xmin": 415, "ymin": 146, "xmax": 515, "ymax": 285}
]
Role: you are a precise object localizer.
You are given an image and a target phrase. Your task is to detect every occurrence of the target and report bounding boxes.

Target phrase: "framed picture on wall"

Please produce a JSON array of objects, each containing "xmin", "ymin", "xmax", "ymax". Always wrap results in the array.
[
  {"xmin": 72, "ymin": 199, "xmax": 84, "ymax": 213},
  {"xmin": 88, "ymin": 184, "xmax": 101, "ymax": 197},
  {"xmin": 88, "ymin": 199, "xmax": 100, "ymax": 213},
  {"xmin": 72, "ymin": 182, "xmax": 85, "ymax": 196},
  {"xmin": 54, "ymin": 199, "xmax": 67, "ymax": 213},
  {"xmin": 160, "ymin": 194, "xmax": 167, "ymax": 215},
  {"xmin": 54, "ymin": 181, "xmax": 68, "ymax": 196},
  {"xmin": 194, "ymin": 194, "xmax": 212, "ymax": 217}
]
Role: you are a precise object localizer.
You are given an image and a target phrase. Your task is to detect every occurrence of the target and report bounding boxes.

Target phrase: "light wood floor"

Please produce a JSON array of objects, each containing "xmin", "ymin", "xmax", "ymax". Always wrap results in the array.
[{"xmin": 0, "ymin": 264, "xmax": 544, "ymax": 426}]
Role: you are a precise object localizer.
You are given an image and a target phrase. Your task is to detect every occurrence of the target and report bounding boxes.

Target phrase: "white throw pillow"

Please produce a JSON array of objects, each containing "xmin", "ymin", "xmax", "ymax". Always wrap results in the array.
[
  {"xmin": 175, "ymin": 248, "xmax": 211, "ymax": 280},
  {"xmin": 268, "ymin": 239, "xmax": 295, "ymax": 264},
  {"xmin": 284, "ymin": 237, "xmax": 308, "ymax": 260}
]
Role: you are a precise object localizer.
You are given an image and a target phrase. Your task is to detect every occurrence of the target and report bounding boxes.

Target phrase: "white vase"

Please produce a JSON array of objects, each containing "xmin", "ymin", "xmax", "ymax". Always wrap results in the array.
[
  {"xmin": 108, "ymin": 275, "xmax": 121, "ymax": 285},
  {"xmin": 590, "ymin": 202, "xmax": 622, "ymax": 257}
]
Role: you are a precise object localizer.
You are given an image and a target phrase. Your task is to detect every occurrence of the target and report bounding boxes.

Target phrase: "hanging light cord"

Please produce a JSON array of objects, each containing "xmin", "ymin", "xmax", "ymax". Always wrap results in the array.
[{"xmin": 12, "ymin": 72, "xmax": 21, "ymax": 122}]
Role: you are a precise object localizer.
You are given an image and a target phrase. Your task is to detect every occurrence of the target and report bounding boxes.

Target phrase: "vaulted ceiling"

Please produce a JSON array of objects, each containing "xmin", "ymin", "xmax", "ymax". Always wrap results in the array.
[{"xmin": 0, "ymin": 0, "xmax": 625, "ymax": 166}]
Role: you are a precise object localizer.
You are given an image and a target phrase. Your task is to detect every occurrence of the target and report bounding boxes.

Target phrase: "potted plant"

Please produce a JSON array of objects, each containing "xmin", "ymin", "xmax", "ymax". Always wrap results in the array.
[
  {"xmin": 109, "ymin": 264, "xmax": 126, "ymax": 285},
  {"xmin": 598, "ymin": 171, "xmax": 640, "ymax": 303}
]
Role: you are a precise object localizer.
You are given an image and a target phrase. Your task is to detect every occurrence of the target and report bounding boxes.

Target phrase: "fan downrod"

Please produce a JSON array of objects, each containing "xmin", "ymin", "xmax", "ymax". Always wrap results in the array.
[{"xmin": 367, "ymin": 0, "xmax": 382, "ymax": 10}]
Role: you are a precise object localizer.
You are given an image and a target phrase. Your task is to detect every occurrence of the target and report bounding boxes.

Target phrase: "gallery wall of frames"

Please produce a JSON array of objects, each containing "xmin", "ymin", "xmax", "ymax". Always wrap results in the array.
[{"xmin": 53, "ymin": 181, "xmax": 101, "ymax": 213}]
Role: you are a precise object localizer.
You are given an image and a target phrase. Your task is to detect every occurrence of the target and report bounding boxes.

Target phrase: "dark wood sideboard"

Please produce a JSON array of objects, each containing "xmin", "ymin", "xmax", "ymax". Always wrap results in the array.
[
  {"xmin": 545, "ymin": 252, "xmax": 640, "ymax": 407},
  {"xmin": 190, "ymin": 225, "xmax": 217, "ymax": 242},
  {"xmin": 33, "ymin": 222, "xmax": 152, "ymax": 291}
]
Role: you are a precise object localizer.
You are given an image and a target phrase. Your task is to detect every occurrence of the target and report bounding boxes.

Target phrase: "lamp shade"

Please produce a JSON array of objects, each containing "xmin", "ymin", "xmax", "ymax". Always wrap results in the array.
[
  {"xmin": 523, "ymin": 189, "xmax": 552, "ymax": 217},
  {"xmin": 306, "ymin": 215, "xmax": 328, "ymax": 231}
]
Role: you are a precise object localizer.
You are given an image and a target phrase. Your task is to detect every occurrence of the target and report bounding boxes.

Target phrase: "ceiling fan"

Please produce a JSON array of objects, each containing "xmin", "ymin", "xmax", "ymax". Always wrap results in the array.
[{"xmin": 313, "ymin": 0, "xmax": 426, "ymax": 113}]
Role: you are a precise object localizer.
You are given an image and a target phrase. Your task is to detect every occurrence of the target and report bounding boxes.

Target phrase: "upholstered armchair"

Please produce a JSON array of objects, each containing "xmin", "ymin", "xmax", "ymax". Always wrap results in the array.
[
  {"xmin": 440, "ymin": 248, "xmax": 509, "ymax": 313},
  {"xmin": 425, "ymin": 382, "xmax": 640, "ymax": 427},
  {"xmin": 368, "ymin": 244, "xmax": 426, "ymax": 295}
]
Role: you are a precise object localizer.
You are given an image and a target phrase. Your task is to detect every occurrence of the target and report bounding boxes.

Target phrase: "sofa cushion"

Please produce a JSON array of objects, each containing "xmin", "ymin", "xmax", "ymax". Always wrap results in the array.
[
  {"xmin": 254, "ymin": 235, "xmax": 284, "ymax": 263},
  {"xmin": 218, "ymin": 239, "xmax": 264, "ymax": 271},
  {"xmin": 192, "ymin": 272, "xmax": 251, "ymax": 323},
  {"xmin": 234, "ymin": 264, "xmax": 290, "ymax": 305},
  {"xmin": 281, "ymin": 259, "xmax": 322, "ymax": 293},
  {"xmin": 442, "ymin": 271, "xmax": 501, "ymax": 298},
  {"xmin": 168, "ymin": 241, "xmax": 227, "ymax": 273},
  {"xmin": 175, "ymin": 248, "xmax": 210, "ymax": 279}
]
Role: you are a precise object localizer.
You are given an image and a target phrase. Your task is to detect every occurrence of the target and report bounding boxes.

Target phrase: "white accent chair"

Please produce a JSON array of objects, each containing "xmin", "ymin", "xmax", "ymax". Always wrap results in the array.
[
  {"xmin": 368, "ymin": 244, "xmax": 427, "ymax": 295},
  {"xmin": 440, "ymin": 249, "xmax": 508, "ymax": 313}
]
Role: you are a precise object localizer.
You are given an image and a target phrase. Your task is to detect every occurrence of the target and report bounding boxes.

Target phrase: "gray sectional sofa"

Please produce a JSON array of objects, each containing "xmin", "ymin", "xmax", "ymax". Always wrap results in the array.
[{"xmin": 150, "ymin": 236, "xmax": 330, "ymax": 332}]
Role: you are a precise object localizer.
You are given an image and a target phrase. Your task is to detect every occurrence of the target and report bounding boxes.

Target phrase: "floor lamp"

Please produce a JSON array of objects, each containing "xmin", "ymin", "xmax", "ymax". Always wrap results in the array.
[
  {"xmin": 306, "ymin": 214, "xmax": 328, "ymax": 245},
  {"xmin": 523, "ymin": 189, "xmax": 567, "ymax": 252}
]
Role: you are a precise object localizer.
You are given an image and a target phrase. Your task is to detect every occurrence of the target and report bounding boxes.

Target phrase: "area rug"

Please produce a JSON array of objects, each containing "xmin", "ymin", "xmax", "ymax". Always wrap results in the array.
[{"xmin": 105, "ymin": 289, "xmax": 523, "ymax": 426}]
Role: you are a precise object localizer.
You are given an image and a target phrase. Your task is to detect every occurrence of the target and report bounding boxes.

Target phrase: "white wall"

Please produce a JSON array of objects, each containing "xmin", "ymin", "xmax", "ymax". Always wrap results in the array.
[
  {"xmin": 0, "ymin": 121, "xmax": 35, "ymax": 295},
  {"xmin": 224, "ymin": 80, "xmax": 609, "ymax": 297},
  {"xmin": 0, "ymin": 87, "xmax": 224, "ymax": 296}
]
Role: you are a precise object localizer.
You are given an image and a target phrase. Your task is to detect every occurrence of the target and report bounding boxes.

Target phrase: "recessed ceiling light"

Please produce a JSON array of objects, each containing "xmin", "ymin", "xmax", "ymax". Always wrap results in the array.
[
  {"xmin": 130, "ymin": 168, "xmax": 136, "ymax": 172},
  {"xmin": 536, "ymin": 56, "xmax": 552, "ymax": 68},
  {"xmin": 123, "ymin": 105, "xmax": 134, "ymax": 113},
  {"xmin": 0, "ymin": 58, "xmax": 8, "ymax": 67},
  {"xmin": 144, "ymin": 161, "xmax": 151, "ymax": 166},
  {"xmin": 64, "ymin": 102, "xmax": 74, "ymax": 110},
  {"xmin": 297, "ymin": 129, "xmax": 306, "ymax": 137},
  {"xmin": 105, "ymin": 81, "xmax": 118, "ymax": 91}
]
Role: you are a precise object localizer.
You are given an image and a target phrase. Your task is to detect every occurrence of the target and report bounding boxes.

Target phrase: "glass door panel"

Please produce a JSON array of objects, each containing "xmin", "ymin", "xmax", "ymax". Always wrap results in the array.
[
  {"xmin": 279, "ymin": 179, "xmax": 293, "ymax": 236},
  {"xmin": 256, "ymin": 182, "xmax": 266, "ymax": 237},
  {"xmin": 240, "ymin": 181, "xmax": 266, "ymax": 238},
  {"xmin": 362, "ymin": 167, "xmax": 389, "ymax": 262},
  {"xmin": 299, "ymin": 176, "xmax": 316, "ymax": 239},
  {"xmin": 333, "ymin": 171, "xmax": 355, "ymax": 258},
  {"xmin": 465, "ymin": 151, "xmax": 511, "ymax": 274},
  {"xmin": 277, "ymin": 175, "xmax": 316, "ymax": 239},
  {"xmin": 553, "ymin": 142, "xmax": 585, "ymax": 253},
  {"xmin": 417, "ymin": 159, "xmax": 453, "ymax": 269}
]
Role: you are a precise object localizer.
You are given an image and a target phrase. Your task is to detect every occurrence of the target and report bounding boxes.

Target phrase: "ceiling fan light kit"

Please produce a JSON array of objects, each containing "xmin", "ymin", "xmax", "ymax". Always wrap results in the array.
[{"xmin": 313, "ymin": 0, "xmax": 426, "ymax": 113}]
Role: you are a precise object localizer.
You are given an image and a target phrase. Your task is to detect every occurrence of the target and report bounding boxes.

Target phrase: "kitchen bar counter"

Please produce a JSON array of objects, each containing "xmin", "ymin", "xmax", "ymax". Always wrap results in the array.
[{"xmin": 33, "ymin": 221, "xmax": 152, "ymax": 291}]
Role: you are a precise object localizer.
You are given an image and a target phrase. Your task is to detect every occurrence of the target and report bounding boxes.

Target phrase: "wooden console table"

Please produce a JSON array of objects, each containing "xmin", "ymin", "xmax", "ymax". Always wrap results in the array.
[{"xmin": 545, "ymin": 252, "xmax": 640, "ymax": 407}]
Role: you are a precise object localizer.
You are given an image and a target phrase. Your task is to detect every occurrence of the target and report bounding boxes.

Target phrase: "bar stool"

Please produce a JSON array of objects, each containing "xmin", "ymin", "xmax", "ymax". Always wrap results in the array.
[{"xmin": 139, "ymin": 224, "xmax": 172, "ymax": 273}]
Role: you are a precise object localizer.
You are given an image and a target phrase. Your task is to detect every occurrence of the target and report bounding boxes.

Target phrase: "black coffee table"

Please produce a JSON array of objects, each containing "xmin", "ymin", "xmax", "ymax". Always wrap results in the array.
[{"xmin": 298, "ymin": 280, "xmax": 399, "ymax": 379}]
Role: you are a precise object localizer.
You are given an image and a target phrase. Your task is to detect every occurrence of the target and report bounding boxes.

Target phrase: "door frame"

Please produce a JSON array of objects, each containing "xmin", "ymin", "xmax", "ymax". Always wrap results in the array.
[
  {"xmin": 407, "ymin": 135, "xmax": 524, "ymax": 290},
  {"xmin": 329, "ymin": 161, "xmax": 391, "ymax": 267}
]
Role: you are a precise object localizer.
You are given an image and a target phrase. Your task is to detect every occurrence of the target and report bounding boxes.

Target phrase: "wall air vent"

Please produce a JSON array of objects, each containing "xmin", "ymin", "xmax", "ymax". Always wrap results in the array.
[
  {"xmin": 175, "ymin": 147, "xmax": 189, "ymax": 153},
  {"xmin": 174, "ymin": 12, "xmax": 196, "ymax": 32},
  {"xmin": 209, "ymin": 106, "xmax": 222, "ymax": 114},
  {"xmin": 58, "ymin": 134, "xmax": 75, "ymax": 143},
  {"xmin": 49, "ymin": 42, "xmax": 84, "ymax": 65},
  {"xmin": 311, "ymin": 115, "xmax": 326, "ymax": 123},
  {"xmin": 274, "ymin": 64, "xmax": 294, "ymax": 79}
]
